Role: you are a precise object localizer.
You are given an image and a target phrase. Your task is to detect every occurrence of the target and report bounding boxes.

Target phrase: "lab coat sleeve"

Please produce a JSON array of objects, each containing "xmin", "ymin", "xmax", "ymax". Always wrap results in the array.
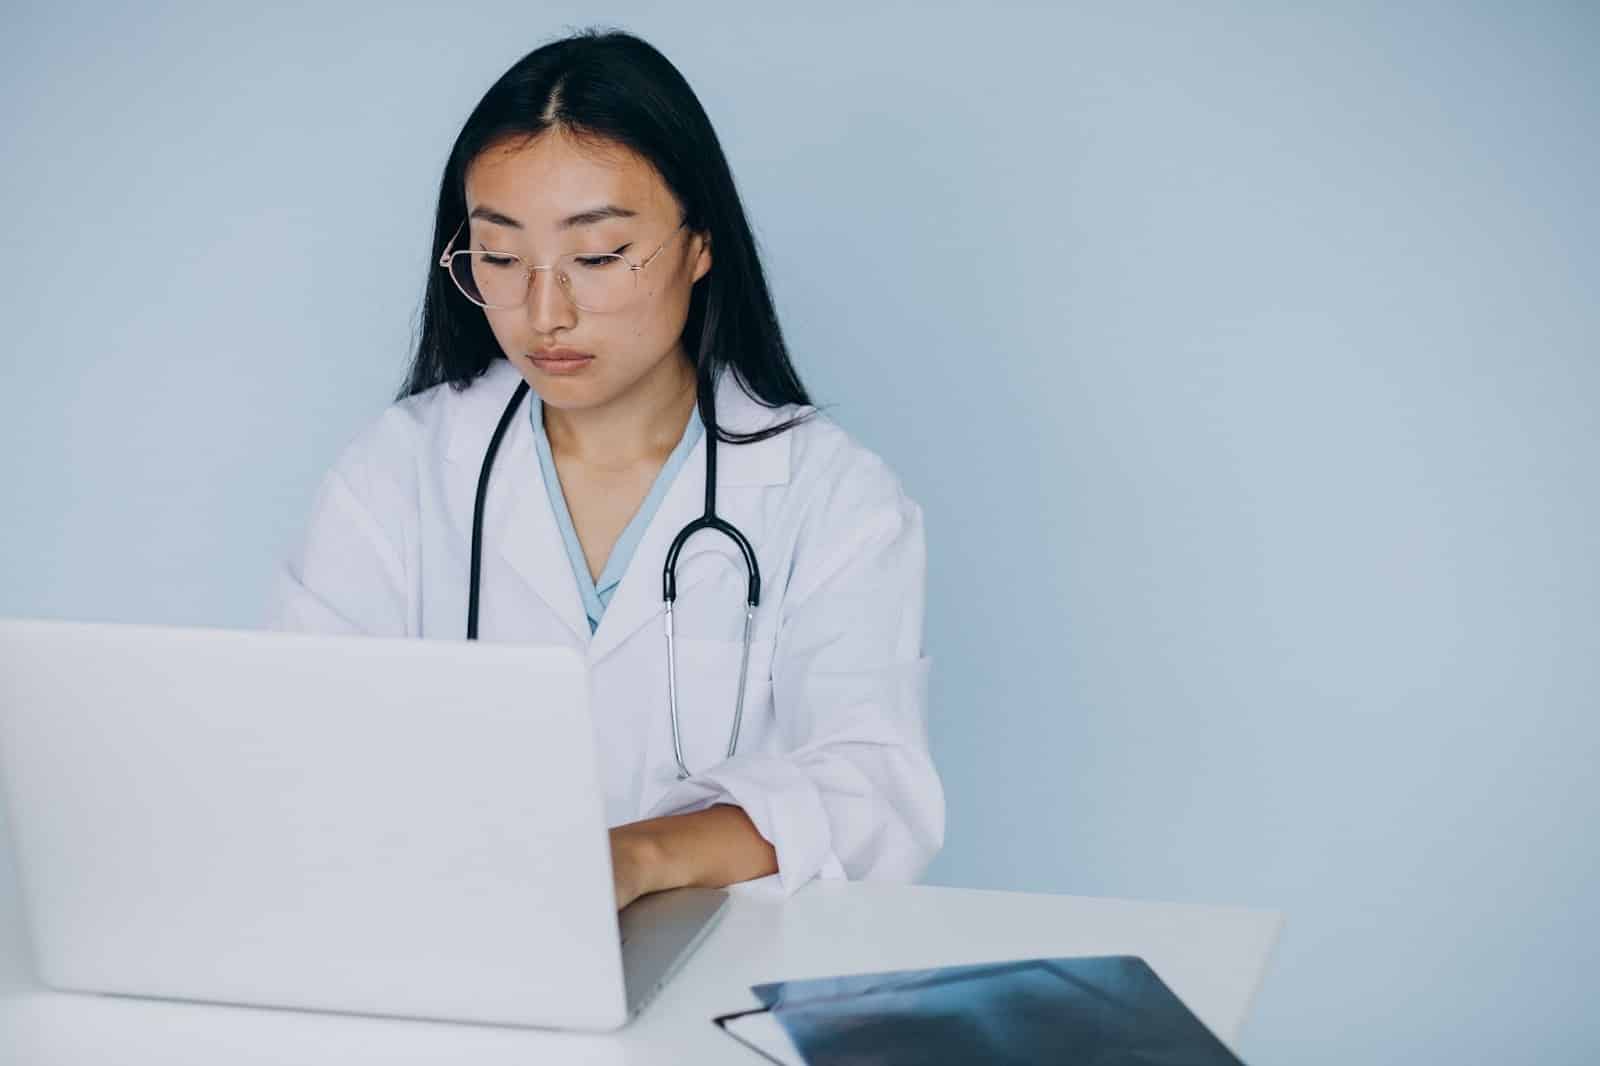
[
  {"xmin": 265, "ymin": 407, "xmax": 417, "ymax": 637},
  {"xmin": 643, "ymin": 445, "xmax": 945, "ymax": 896}
]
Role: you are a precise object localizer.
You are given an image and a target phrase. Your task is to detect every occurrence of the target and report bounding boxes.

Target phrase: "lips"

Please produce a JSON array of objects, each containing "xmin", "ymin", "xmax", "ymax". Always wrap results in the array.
[{"xmin": 528, "ymin": 348, "xmax": 595, "ymax": 373}]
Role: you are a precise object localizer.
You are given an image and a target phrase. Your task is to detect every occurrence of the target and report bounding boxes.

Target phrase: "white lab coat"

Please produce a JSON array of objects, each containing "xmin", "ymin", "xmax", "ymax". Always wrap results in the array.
[{"xmin": 267, "ymin": 357, "xmax": 944, "ymax": 896}]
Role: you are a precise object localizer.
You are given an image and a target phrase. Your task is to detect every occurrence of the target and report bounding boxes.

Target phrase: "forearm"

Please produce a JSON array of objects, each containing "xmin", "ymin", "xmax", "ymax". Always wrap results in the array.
[{"xmin": 617, "ymin": 802, "xmax": 778, "ymax": 895}]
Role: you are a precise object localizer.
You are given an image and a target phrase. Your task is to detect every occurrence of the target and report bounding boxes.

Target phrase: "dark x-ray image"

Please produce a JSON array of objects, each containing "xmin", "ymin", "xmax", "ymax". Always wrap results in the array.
[{"xmin": 719, "ymin": 955, "xmax": 1245, "ymax": 1066}]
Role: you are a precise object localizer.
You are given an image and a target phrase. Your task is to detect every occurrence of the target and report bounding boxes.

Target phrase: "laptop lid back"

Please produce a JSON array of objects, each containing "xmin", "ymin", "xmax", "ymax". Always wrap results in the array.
[{"xmin": 0, "ymin": 620, "xmax": 629, "ymax": 1030}]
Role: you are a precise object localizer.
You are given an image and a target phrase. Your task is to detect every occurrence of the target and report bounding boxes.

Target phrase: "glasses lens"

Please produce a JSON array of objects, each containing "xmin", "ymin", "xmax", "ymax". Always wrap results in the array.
[
  {"xmin": 559, "ymin": 253, "xmax": 635, "ymax": 312},
  {"xmin": 450, "ymin": 252, "xmax": 526, "ymax": 308}
]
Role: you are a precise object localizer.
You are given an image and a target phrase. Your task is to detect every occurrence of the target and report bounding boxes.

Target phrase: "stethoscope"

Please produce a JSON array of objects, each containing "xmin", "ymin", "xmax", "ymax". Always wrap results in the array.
[{"xmin": 466, "ymin": 378, "xmax": 762, "ymax": 781}]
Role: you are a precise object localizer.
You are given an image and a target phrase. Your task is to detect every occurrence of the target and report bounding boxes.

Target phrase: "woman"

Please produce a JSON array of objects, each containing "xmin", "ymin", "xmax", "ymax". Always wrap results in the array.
[{"xmin": 269, "ymin": 29, "xmax": 943, "ymax": 910}]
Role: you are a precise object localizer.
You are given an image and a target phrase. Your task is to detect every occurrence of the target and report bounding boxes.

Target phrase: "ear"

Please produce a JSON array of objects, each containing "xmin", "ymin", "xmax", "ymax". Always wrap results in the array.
[{"xmin": 690, "ymin": 231, "xmax": 712, "ymax": 284}]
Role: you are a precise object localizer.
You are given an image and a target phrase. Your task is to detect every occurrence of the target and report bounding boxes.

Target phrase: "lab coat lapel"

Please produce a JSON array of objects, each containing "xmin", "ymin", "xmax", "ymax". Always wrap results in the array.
[
  {"xmin": 445, "ymin": 362, "xmax": 591, "ymax": 645},
  {"xmin": 587, "ymin": 372, "xmax": 793, "ymax": 665}
]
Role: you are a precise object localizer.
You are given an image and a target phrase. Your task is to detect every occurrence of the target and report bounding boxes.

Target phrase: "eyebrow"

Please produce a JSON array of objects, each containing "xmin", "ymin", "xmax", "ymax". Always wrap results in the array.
[{"xmin": 467, "ymin": 204, "xmax": 640, "ymax": 230}]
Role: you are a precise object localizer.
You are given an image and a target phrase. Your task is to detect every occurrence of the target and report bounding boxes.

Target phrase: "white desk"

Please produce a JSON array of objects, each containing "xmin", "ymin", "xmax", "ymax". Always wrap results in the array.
[{"xmin": 0, "ymin": 877, "xmax": 1281, "ymax": 1065}]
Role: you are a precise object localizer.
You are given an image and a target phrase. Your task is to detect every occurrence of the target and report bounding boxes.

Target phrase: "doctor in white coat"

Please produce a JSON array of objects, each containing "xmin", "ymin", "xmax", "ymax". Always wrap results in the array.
[{"xmin": 269, "ymin": 30, "xmax": 943, "ymax": 910}]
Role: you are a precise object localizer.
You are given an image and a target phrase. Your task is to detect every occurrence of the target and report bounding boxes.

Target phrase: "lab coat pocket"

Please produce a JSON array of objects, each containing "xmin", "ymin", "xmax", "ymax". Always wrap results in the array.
[{"xmin": 660, "ymin": 635, "xmax": 776, "ymax": 782}]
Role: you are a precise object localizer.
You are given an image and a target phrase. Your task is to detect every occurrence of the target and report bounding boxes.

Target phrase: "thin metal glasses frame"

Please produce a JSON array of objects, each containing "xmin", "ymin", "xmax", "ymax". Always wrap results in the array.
[{"xmin": 438, "ymin": 218, "xmax": 688, "ymax": 312}]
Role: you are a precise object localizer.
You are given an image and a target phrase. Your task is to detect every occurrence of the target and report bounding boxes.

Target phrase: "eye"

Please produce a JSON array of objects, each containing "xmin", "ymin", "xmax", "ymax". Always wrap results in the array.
[
  {"xmin": 479, "ymin": 253, "xmax": 519, "ymax": 268},
  {"xmin": 572, "ymin": 254, "xmax": 625, "ymax": 270}
]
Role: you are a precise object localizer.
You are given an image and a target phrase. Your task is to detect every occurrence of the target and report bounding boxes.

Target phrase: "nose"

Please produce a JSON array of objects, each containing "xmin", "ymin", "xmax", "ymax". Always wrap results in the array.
[{"xmin": 523, "ymin": 265, "xmax": 577, "ymax": 335}]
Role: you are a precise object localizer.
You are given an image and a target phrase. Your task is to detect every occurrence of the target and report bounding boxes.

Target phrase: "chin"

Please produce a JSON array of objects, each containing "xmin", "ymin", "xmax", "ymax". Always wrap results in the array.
[{"xmin": 523, "ymin": 371, "xmax": 614, "ymax": 410}]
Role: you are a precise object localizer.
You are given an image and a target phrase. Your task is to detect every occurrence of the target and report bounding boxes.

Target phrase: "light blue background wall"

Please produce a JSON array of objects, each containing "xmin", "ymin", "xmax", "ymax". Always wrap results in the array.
[{"xmin": 2, "ymin": 3, "xmax": 1595, "ymax": 1062}]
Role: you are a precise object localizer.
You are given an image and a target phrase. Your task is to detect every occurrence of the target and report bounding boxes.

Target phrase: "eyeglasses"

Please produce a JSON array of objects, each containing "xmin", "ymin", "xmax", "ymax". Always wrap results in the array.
[{"xmin": 438, "ymin": 218, "xmax": 688, "ymax": 313}]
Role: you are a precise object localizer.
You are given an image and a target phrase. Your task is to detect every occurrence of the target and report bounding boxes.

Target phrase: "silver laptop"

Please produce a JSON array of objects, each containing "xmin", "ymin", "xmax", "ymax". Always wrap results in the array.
[{"xmin": 0, "ymin": 618, "xmax": 726, "ymax": 1031}]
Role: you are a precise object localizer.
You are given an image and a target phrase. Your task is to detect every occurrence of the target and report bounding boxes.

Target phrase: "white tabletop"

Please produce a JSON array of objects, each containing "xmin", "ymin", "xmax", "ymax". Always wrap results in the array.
[{"xmin": 0, "ymin": 874, "xmax": 1281, "ymax": 1065}]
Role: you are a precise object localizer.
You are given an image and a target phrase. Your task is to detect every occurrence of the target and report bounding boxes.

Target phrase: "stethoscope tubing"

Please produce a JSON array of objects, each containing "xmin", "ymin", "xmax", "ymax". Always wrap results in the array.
[{"xmin": 467, "ymin": 375, "xmax": 762, "ymax": 780}]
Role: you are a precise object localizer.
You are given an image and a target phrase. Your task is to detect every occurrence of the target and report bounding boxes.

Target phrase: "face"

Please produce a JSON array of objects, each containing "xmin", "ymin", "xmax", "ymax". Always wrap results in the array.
[{"xmin": 460, "ymin": 127, "xmax": 711, "ymax": 411}]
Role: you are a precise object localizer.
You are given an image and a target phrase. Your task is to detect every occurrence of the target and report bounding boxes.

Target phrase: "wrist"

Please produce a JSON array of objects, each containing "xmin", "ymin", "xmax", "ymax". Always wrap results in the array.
[{"xmin": 618, "ymin": 820, "xmax": 687, "ymax": 896}]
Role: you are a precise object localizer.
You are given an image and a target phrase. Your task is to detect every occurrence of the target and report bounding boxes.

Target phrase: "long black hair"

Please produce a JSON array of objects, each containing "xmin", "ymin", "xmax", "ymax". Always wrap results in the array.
[{"xmin": 399, "ymin": 28, "xmax": 812, "ymax": 444}]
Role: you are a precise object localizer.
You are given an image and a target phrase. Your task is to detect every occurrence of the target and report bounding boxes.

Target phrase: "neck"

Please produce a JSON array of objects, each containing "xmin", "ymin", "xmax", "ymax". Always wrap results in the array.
[{"xmin": 543, "ymin": 349, "xmax": 698, "ymax": 468}]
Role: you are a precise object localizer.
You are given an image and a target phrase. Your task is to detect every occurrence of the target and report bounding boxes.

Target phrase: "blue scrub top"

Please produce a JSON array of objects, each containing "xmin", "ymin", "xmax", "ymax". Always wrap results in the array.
[{"xmin": 530, "ymin": 395, "xmax": 704, "ymax": 634}]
